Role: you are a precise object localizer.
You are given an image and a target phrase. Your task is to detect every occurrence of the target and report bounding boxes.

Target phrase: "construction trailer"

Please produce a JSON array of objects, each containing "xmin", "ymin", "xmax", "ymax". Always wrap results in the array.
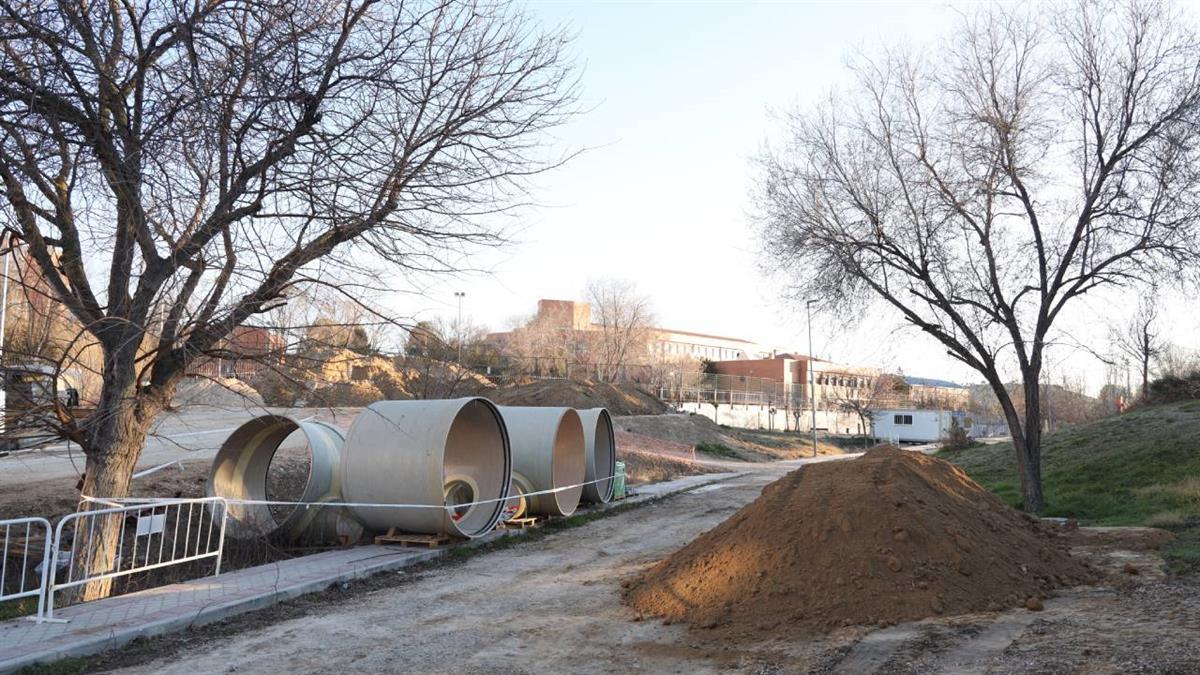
[{"xmin": 871, "ymin": 409, "xmax": 965, "ymax": 443}]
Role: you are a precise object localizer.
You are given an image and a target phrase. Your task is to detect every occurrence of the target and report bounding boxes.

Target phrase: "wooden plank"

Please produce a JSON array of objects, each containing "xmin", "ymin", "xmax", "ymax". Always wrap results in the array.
[
  {"xmin": 500, "ymin": 516, "xmax": 543, "ymax": 530},
  {"xmin": 373, "ymin": 530, "xmax": 450, "ymax": 548}
]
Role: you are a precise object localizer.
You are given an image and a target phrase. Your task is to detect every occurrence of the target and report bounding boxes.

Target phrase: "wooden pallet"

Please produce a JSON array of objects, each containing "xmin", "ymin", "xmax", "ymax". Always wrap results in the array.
[
  {"xmin": 373, "ymin": 529, "xmax": 450, "ymax": 548},
  {"xmin": 501, "ymin": 516, "xmax": 543, "ymax": 530}
]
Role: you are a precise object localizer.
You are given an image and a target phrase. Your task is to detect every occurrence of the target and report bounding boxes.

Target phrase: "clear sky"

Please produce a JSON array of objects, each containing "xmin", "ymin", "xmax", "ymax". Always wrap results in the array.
[{"xmin": 387, "ymin": 0, "xmax": 1198, "ymax": 392}]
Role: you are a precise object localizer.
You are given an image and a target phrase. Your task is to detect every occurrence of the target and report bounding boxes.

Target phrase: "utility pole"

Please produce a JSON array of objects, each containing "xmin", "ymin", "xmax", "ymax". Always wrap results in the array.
[
  {"xmin": 807, "ymin": 299, "xmax": 817, "ymax": 458},
  {"xmin": 454, "ymin": 291, "xmax": 465, "ymax": 363},
  {"xmin": 0, "ymin": 234, "xmax": 10, "ymax": 435}
]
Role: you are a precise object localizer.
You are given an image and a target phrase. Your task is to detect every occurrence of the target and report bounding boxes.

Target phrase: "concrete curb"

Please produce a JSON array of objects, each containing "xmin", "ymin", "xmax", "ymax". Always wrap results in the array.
[{"xmin": 0, "ymin": 471, "xmax": 745, "ymax": 674}]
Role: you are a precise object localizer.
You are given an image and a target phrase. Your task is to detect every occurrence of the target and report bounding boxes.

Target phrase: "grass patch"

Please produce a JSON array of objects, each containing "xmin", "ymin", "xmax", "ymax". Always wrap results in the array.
[
  {"xmin": 822, "ymin": 435, "xmax": 878, "ymax": 450},
  {"xmin": 0, "ymin": 597, "xmax": 38, "ymax": 621},
  {"xmin": 937, "ymin": 400, "xmax": 1200, "ymax": 575},
  {"xmin": 17, "ymin": 657, "xmax": 87, "ymax": 675},
  {"xmin": 1162, "ymin": 520, "xmax": 1200, "ymax": 576},
  {"xmin": 695, "ymin": 442, "xmax": 740, "ymax": 459}
]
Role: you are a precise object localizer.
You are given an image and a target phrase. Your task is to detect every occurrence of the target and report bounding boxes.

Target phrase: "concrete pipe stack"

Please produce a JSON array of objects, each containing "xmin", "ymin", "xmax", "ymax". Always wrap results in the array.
[
  {"xmin": 207, "ymin": 415, "xmax": 361, "ymax": 545},
  {"xmin": 341, "ymin": 398, "xmax": 512, "ymax": 539},
  {"xmin": 208, "ymin": 399, "xmax": 621, "ymax": 544},
  {"xmin": 498, "ymin": 406, "xmax": 587, "ymax": 517}
]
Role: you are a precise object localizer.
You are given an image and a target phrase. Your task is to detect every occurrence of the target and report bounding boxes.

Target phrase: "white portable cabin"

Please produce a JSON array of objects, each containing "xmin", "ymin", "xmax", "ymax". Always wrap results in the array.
[{"xmin": 872, "ymin": 409, "xmax": 961, "ymax": 443}]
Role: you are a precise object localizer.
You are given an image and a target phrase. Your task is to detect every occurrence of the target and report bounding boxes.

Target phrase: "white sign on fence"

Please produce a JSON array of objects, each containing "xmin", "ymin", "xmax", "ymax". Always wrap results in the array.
[{"xmin": 135, "ymin": 513, "xmax": 167, "ymax": 537}]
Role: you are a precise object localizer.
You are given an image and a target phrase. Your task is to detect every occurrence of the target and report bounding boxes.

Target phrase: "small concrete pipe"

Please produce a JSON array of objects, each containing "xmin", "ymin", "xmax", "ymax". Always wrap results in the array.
[
  {"xmin": 498, "ymin": 406, "xmax": 586, "ymax": 517},
  {"xmin": 341, "ymin": 398, "xmax": 511, "ymax": 538},
  {"xmin": 207, "ymin": 415, "xmax": 360, "ymax": 544},
  {"xmin": 578, "ymin": 408, "xmax": 616, "ymax": 504}
]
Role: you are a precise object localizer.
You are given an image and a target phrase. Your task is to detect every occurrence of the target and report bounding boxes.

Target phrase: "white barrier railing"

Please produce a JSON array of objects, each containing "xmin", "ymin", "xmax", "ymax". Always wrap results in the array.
[
  {"xmin": 46, "ymin": 497, "xmax": 228, "ymax": 620},
  {"xmin": 1, "ymin": 516, "xmax": 53, "ymax": 621}
]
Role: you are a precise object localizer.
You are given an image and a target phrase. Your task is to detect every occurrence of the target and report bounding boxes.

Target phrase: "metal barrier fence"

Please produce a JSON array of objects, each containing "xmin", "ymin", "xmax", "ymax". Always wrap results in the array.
[
  {"xmin": 1, "ymin": 516, "xmax": 53, "ymax": 621},
  {"xmin": 46, "ymin": 497, "xmax": 228, "ymax": 620}
]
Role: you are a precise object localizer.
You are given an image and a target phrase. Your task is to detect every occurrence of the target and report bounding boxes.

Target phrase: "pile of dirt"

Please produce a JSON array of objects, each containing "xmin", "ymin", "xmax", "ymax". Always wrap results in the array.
[
  {"xmin": 490, "ymin": 378, "xmax": 668, "ymax": 416},
  {"xmin": 171, "ymin": 377, "xmax": 265, "ymax": 410},
  {"xmin": 624, "ymin": 447, "xmax": 1095, "ymax": 637}
]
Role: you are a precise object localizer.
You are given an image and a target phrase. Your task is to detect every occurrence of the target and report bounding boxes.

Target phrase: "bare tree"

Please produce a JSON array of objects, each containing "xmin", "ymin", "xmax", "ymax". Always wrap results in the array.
[
  {"xmin": 584, "ymin": 278, "xmax": 653, "ymax": 381},
  {"xmin": 0, "ymin": 0, "xmax": 575, "ymax": 597},
  {"xmin": 755, "ymin": 0, "xmax": 1200, "ymax": 511},
  {"xmin": 1110, "ymin": 295, "xmax": 1163, "ymax": 397},
  {"xmin": 1158, "ymin": 343, "xmax": 1200, "ymax": 378}
]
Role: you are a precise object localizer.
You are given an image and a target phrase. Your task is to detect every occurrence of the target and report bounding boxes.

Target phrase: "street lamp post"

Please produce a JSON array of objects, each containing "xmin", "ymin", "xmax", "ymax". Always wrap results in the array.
[
  {"xmin": 454, "ymin": 291, "xmax": 465, "ymax": 362},
  {"xmin": 806, "ymin": 299, "xmax": 818, "ymax": 458},
  {"xmin": 0, "ymin": 234, "xmax": 18, "ymax": 436}
]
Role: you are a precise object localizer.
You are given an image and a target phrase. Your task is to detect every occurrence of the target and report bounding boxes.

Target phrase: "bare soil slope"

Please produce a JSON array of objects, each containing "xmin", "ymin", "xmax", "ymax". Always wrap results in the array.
[
  {"xmin": 616, "ymin": 413, "xmax": 842, "ymax": 460},
  {"xmin": 490, "ymin": 378, "xmax": 669, "ymax": 416},
  {"xmin": 624, "ymin": 447, "xmax": 1094, "ymax": 637}
]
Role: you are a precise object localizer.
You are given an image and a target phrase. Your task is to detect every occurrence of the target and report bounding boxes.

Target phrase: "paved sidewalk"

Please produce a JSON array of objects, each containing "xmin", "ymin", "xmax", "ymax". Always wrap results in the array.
[{"xmin": 0, "ymin": 471, "xmax": 742, "ymax": 673}]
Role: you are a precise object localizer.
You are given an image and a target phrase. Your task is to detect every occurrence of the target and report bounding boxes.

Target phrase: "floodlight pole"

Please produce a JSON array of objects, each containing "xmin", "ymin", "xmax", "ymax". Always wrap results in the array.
[
  {"xmin": 454, "ymin": 291, "xmax": 465, "ymax": 362},
  {"xmin": 806, "ymin": 299, "xmax": 817, "ymax": 458}
]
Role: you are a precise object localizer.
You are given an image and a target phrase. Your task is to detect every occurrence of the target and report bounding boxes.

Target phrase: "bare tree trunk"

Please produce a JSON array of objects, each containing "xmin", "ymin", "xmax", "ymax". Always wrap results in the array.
[
  {"xmin": 1141, "ymin": 352, "xmax": 1150, "ymax": 398},
  {"xmin": 984, "ymin": 370, "xmax": 1045, "ymax": 513},
  {"xmin": 1018, "ymin": 374, "xmax": 1046, "ymax": 512},
  {"xmin": 72, "ymin": 339, "xmax": 168, "ymax": 601},
  {"xmin": 76, "ymin": 431, "xmax": 142, "ymax": 601}
]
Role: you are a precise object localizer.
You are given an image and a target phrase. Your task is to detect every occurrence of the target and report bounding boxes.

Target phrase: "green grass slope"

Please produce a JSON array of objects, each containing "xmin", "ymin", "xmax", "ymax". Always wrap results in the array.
[{"xmin": 938, "ymin": 400, "xmax": 1200, "ymax": 572}]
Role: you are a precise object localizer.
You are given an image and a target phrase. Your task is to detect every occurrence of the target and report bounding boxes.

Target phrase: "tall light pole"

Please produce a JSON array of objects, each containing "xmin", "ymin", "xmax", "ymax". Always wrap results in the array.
[
  {"xmin": 0, "ymin": 235, "xmax": 11, "ymax": 435},
  {"xmin": 806, "ymin": 298, "xmax": 818, "ymax": 457},
  {"xmin": 454, "ymin": 291, "xmax": 465, "ymax": 362}
]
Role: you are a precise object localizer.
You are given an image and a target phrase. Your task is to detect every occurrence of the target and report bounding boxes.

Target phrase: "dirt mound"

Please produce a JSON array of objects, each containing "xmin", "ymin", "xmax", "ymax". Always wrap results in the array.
[
  {"xmin": 490, "ymin": 378, "xmax": 668, "ymax": 416},
  {"xmin": 624, "ymin": 447, "xmax": 1094, "ymax": 637},
  {"xmin": 172, "ymin": 377, "xmax": 265, "ymax": 410}
]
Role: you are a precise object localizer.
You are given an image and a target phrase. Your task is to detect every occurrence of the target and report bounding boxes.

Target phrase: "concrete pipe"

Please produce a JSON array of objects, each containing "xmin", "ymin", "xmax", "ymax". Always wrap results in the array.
[
  {"xmin": 499, "ymin": 406, "xmax": 586, "ymax": 517},
  {"xmin": 341, "ymin": 398, "xmax": 511, "ymax": 538},
  {"xmin": 578, "ymin": 408, "xmax": 616, "ymax": 504},
  {"xmin": 207, "ymin": 415, "xmax": 360, "ymax": 544},
  {"xmin": 502, "ymin": 478, "xmax": 527, "ymax": 521}
]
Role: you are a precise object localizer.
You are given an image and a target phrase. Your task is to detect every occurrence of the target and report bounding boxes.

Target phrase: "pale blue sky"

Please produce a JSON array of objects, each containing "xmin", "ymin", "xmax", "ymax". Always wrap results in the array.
[{"xmin": 390, "ymin": 0, "xmax": 1197, "ymax": 390}]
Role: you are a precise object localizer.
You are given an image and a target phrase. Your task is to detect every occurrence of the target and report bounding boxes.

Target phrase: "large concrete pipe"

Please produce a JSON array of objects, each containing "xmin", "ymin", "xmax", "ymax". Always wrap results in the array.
[
  {"xmin": 578, "ymin": 408, "xmax": 616, "ymax": 504},
  {"xmin": 207, "ymin": 415, "xmax": 360, "ymax": 544},
  {"xmin": 498, "ymin": 406, "xmax": 586, "ymax": 517},
  {"xmin": 341, "ymin": 398, "xmax": 511, "ymax": 538}
]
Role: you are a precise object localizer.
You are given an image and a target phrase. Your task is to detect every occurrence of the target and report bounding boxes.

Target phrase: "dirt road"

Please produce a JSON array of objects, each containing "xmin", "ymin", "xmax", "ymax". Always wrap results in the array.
[
  {"xmin": 103, "ymin": 469, "xmax": 846, "ymax": 675},
  {"xmin": 88, "ymin": 457, "xmax": 1200, "ymax": 674}
]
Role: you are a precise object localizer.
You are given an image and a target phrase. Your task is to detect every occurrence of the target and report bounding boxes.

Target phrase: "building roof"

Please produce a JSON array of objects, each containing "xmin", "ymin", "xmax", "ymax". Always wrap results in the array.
[{"xmin": 643, "ymin": 326, "xmax": 761, "ymax": 345}]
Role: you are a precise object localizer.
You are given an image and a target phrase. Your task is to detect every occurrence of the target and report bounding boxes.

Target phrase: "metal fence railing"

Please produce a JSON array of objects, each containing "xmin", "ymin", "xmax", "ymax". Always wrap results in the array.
[
  {"xmin": 1, "ymin": 516, "xmax": 53, "ymax": 621},
  {"xmin": 46, "ymin": 497, "xmax": 228, "ymax": 620}
]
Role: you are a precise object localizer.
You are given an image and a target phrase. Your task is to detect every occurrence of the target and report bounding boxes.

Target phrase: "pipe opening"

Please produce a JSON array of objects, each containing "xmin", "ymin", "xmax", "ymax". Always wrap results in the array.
[
  {"xmin": 443, "ymin": 399, "xmax": 509, "ymax": 536},
  {"xmin": 551, "ymin": 412, "xmax": 586, "ymax": 515},
  {"xmin": 443, "ymin": 479, "xmax": 475, "ymax": 522},
  {"xmin": 581, "ymin": 409, "xmax": 616, "ymax": 504},
  {"xmin": 266, "ymin": 429, "xmax": 312, "ymax": 525},
  {"xmin": 208, "ymin": 415, "xmax": 352, "ymax": 544},
  {"xmin": 503, "ymin": 478, "xmax": 528, "ymax": 521},
  {"xmin": 592, "ymin": 410, "xmax": 614, "ymax": 499}
]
